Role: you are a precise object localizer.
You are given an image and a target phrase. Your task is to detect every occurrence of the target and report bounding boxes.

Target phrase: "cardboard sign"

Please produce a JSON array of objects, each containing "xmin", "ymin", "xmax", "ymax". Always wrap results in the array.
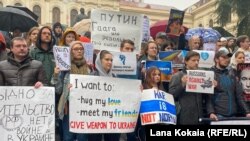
[
  {"xmin": 91, "ymin": 9, "xmax": 143, "ymax": 52},
  {"xmin": 0, "ymin": 87, "xmax": 55, "ymax": 141}
]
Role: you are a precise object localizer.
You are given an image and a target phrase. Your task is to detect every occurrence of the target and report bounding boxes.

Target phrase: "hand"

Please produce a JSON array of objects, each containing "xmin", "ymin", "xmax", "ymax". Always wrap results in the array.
[
  {"xmin": 140, "ymin": 84, "xmax": 143, "ymax": 92},
  {"xmin": 209, "ymin": 113, "xmax": 218, "ymax": 121},
  {"xmin": 34, "ymin": 81, "xmax": 43, "ymax": 89},
  {"xmin": 181, "ymin": 75, "xmax": 187, "ymax": 86},
  {"xmin": 68, "ymin": 84, "xmax": 73, "ymax": 90},
  {"xmin": 54, "ymin": 66, "xmax": 60, "ymax": 76},
  {"xmin": 246, "ymin": 113, "xmax": 250, "ymax": 118},
  {"xmin": 213, "ymin": 80, "xmax": 218, "ymax": 87}
]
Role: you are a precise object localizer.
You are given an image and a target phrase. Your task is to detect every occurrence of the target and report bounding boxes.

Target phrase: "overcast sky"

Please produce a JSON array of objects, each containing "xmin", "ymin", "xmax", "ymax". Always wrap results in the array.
[{"xmin": 144, "ymin": 0, "xmax": 200, "ymax": 10}]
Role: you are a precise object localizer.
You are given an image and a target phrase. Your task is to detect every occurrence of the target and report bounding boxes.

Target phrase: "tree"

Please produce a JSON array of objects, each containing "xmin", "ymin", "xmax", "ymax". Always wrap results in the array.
[{"xmin": 216, "ymin": 0, "xmax": 250, "ymax": 36}]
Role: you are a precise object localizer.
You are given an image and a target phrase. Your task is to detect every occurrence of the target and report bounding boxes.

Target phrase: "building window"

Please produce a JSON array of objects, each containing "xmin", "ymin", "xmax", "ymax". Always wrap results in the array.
[
  {"xmin": 33, "ymin": 5, "xmax": 41, "ymax": 24},
  {"xmin": 209, "ymin": 19, "xmax": 213, "ymax": 27},
  {"xmin": 52, "ymin": 7, "xmax": 60, "ymax": 24},
  {"xmin": 0, "ymin": 2, "xmax": 3, "ymax": 7},
  {"xmin": 199, "ymin": 23, "xmax": 203, "ymax": 27},
  {"xmin": 70, "ymin": 9, "xmax": 78, "ymax": 27},
  {"xmin": 15, "ymin": 3, "xmax": 22, "ymax": 6},
  {"xmin": 87, "ymin": 11, "xmax": 91, "ymax": 18},
  {"xmin": 228, "ymin": 10, "xmax": 232, "ymax": 22}
]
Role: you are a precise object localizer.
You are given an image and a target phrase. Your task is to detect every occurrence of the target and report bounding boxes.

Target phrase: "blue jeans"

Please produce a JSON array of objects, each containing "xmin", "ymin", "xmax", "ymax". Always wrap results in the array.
[{"xmin": 62, "ymin": 115, "xmax": 88, "ymax": 141}]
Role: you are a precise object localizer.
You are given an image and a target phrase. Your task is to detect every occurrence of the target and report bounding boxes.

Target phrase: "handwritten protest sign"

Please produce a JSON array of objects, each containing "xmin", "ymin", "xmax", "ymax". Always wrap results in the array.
[
  {"xmin": 186, "ymin": 70, "xmax": 214, "ymax": 94},
  {"xmin": 111, "ymin": 51, "xmax": 137, "ymax": 75},
  {"xmin": 83, "ymin": 43, "xmax": 94, "ymax": 65},
  {"xmin": 53, "ymin": 46, "xmax": 70, "ymax": 71},
  {"xmin": 69, "ymin": 75, "xmax": 141, "ymax": 133},
  {"xmin": 140, "ymin": 89, "xmax": 176, "ymax": 125},
  {"xmin": 193, "ymin": 50, "xmax": 215, "ymax": 68},
  {"xmin": 159, "ymin": 50, "xmax": 187, "ymax": 68},
  {"xmin": 0, "ymin": 87, "xmax": 55, "ymax": 141},
  {"xmin": 146, "ymin": 60, "xmax": 172, "ymax": 82},
  {"xmin": 91, "ymin": 9, "xmax": 143, "ymax": 52}
]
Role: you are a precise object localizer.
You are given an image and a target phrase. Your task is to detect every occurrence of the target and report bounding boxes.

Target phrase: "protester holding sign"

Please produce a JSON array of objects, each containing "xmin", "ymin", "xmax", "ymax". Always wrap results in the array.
[
  {"xmin": 169, "ymin": 51, "xmax": 204, "ymax": 124},
  {"xmin": 52, "ymin": 41, "xmax": 89, "ymax": 141},
  {"xmin": 207, "ymin": 50, "xmax": 250, "ymax": 121},
  {"xmin": 138, "ymin": 41, "xmax": 159, "ymax": 81},
  {"xmin": 0, "ymin": 37, "xmax": 47, "ymax": 87},
  {"xmin": 229, "ymin": 51, "xmax": 245, "ymax": 70},
  {"xmin": 88, "ymin": 50, "xmax": 120, "ymax": 141}
]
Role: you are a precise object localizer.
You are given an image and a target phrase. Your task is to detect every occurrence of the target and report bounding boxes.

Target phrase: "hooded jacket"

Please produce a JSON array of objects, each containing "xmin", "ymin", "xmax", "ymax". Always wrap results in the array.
[
  {"xmin": 30, "ymin": 26, "xmax": 55, "ymax": 85},
  {"xmin": 206, "ymin": 66, "xmax": 250, "ymax": 116},
  {"xmin": 0, "ymin": 52, "xmax": 48, "ymax": 86}
]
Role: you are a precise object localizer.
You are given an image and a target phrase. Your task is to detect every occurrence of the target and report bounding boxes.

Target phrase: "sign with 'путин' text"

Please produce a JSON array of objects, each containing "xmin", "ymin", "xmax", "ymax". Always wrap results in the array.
[
  {"xmin": 0, "ymin": 86, "xmax": 55, "ymax": 141},
  {"xmin": 91, "ymin": 9, "xmax": 143, "ymax": 53},
  {"xmin": 69, "ymin": 75, "xmax": 141, "ymax": 133}
]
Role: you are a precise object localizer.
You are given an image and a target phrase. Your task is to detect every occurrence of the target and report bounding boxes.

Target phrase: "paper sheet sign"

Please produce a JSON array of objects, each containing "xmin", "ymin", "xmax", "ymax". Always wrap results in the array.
[
  {"xmin": 53, "ymin": 46, "xmax": 70, "ymax": 71},
  {"xmin": 186, "ymin": 70, "xmax": 214, "ymax": 94}
]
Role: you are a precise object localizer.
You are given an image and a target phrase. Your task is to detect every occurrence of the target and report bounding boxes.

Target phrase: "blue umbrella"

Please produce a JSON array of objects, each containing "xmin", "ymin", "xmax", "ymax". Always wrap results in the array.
[{"xmin": 185, "ymin": 27, "xmax": 221, "ymax": 43}]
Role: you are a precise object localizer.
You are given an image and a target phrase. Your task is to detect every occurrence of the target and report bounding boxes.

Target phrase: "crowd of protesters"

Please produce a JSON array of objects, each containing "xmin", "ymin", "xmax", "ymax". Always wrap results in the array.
[{"xmin": 0, "ymin": 16, "xmax": 250, "ymax": 141}]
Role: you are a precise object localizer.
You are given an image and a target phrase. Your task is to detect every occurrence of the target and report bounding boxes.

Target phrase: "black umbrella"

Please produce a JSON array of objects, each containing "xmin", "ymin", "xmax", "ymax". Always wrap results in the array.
[
  {"xmin": 6, "ymin": 5, "xmax": 38, "ymax": 21},
  {"xmin": 0, "ymin": 7, "xmax": 38, "ymax": 32}
]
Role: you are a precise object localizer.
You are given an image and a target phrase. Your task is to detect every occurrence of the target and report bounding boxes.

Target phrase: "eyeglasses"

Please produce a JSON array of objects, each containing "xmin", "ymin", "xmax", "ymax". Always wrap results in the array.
[{"xmin": 72, "ymin": 48, "xmax": 84, "ymax": 51}]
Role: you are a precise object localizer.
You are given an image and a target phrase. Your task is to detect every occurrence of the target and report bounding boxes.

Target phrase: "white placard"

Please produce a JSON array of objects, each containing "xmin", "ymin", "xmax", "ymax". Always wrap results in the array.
[
  {"xmin": 91, "ymin": 9, "xmax": 143, "ymax": 52},
  {"xmin": 186, "ymin": 70, "xmax": 214, "ymax": 94},
  {"xmin": 111, "ymin": 51, "xmax": 137, "ymax": 75},
  {"xmin": 203, "ymin": 43, "xmax": 216, "ymax": 51},
  {"xmin": 53, "ymin": 46, "xmax": 70, "ymax": 71},
  {"xmin": 69, "ymin": 75, "xmax": 141, "ymax": 133},
  {"xmin": 0, "ymin": 86, "xmax": 55, "ymax": 141},
  {"xmin": 140, "ymin": 89, "xmax": 176, "ymax": 125},
  {"xmin": 194, "ymin": 50, "xmax": 215, "ymax": 68}
]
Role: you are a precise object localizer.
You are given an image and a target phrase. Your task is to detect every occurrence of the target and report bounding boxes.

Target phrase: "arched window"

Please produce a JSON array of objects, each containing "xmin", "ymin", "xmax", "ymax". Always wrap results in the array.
[
  {"xmin": 52, "ymin": 7, "xmax": 60, "ymax": 24},
  {"xmin": 0, "ymin": 2, "xmax": 3, "ymax": 7},
  {"xmin": 15, "ymin": 3, "xmax": 22, "ymax": 6},
  {"xmin": 199, "ymin": 23, "xmax": 203, "ymax": 27},
  {"xmin": 87, "ymin": 11, "xmax": 91, "ymax": 18},
  {"xmin": 209, "ymin": 19, "xmax": 213, "ymax": 27},
  {"xmin": 70, "ymin": 9, "xmax": 78, "ymax": 26},
  {"xmin": 33, "ymin": 5, "xmax": 41, "ymax": 24}
]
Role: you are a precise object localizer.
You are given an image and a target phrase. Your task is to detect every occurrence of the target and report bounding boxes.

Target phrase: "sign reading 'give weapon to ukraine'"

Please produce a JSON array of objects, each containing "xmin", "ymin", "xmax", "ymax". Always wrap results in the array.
[
  {"xmin": 140, "ymin": 89, "xmax": 176, "ymax": 125},
  {"xmin": 69, "ymin": 75, "xmax": 141, "ymax": 133}
]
